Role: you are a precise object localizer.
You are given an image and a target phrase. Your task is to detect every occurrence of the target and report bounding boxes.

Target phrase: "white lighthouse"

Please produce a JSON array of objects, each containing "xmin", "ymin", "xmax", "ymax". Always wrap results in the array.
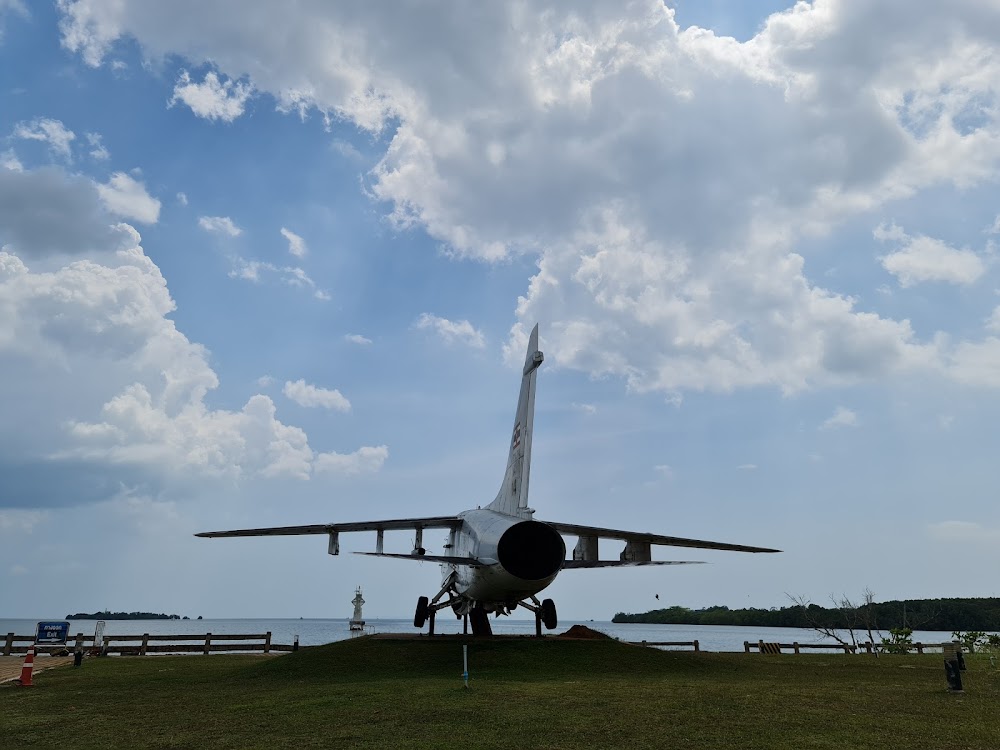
[{"xmin": 349, "ymin": 586, "xmax": 365, "ymax": 632}]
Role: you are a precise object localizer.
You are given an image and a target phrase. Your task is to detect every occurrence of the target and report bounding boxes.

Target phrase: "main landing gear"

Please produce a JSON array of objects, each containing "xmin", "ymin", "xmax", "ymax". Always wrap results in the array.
[{"xmin": 413, "ymin": 594, "xmax": 558, "ymax": 637}]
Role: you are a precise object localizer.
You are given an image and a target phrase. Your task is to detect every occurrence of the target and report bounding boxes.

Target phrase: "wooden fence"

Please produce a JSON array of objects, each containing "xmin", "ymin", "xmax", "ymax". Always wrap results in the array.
[
  {"xmin": 3, "ymin": 632, "xmax": 296, "ymax": 656},
  {"xmin": 745, "ymin": 640, "xmax": 954, "ymax": 655}
]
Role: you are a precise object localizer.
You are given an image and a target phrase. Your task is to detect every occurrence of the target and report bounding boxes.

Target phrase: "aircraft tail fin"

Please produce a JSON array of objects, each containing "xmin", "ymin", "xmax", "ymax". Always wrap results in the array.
[{"xmin": 486, "ymin": 324, "xmax": 543, "ymax": 518}]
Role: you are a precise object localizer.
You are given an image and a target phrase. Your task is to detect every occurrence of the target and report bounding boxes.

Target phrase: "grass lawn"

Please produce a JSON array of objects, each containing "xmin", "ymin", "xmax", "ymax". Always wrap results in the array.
[{"xmin": 3, "ymin": 637, "xmax": 998, "ymax": 749}]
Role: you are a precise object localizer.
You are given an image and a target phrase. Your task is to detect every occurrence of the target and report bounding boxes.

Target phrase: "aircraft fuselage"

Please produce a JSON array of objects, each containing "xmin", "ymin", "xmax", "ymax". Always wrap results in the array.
[{"xmin": 443, "ymin": 509, "xmax": 565, "ymax": 613}]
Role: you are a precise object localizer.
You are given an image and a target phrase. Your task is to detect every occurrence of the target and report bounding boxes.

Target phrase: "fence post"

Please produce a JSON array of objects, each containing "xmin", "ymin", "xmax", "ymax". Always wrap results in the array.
[
  {"xmin": 744, "ymin": 641, "xmax": 750, "ymax": 653},
  {"xmin": 75, "ymin": 633, "xmax": 84, "ymax": 650},
  {"xmin": 141, "ymin": 633, "xmax": 149, "ymax": 656},
  {"xmin": 916, "ymin": 643, "xmax": 924, "ymax": 655},
  {"xmin": 3, "ymin": 633, "xmax": 12, "ymax": 657},
  {"xmin": 693, "ymin": 640, "xmax": 699, "ymax": 653},
  {"xmin": 264, "ymin": 632, "xmax": 271, "ymax": 654},
  {"xmin": 758, "ymin": 639, "xmax": 764, "ymax": 654},
  {"xmin": 204, "ymin": 633, "xmax": 212, "ymax": 655},
  {"xmin": 793, "ymin": 642, "xmax": 800, "ymax": 654}
]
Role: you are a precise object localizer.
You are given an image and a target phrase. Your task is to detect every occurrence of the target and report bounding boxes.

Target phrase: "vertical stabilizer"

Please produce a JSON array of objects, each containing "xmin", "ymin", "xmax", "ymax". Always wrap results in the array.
[{"xmin": 487, "ymin": 324, "xmax": 543, "ymax": 518}]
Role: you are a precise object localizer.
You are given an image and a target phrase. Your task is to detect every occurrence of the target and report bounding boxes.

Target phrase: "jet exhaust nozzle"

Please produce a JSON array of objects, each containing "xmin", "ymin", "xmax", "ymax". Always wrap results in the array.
[{"xmin": 497, "ymin": 521, "xmax": 565, "ymax": 581}]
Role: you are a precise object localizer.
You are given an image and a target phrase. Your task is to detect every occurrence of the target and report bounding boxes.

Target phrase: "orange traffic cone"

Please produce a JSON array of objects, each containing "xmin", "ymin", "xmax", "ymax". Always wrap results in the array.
[{"xmin": 18, "ymin": 646, "xmax": 35, "ymax": 687}]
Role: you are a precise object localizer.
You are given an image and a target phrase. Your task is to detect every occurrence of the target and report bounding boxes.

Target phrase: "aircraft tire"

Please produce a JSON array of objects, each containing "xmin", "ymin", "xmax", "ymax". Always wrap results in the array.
[
  {"xmin": 414, "ymin": 596, "xmax": 429, "ymax": 628},
  {"xmin": 541, "ymin": 598, "xmax": 557, "ymax": 630}
]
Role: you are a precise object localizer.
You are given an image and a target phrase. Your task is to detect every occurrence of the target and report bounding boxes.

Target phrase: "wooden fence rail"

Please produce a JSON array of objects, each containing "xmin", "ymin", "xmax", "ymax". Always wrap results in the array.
[
  {"xmin": 745, "ymin": 640, "xmax": 954, "ymax": 655},
  {"xmin": 2, "ymin": 632, "xmax": 294, "ymax": 656}
]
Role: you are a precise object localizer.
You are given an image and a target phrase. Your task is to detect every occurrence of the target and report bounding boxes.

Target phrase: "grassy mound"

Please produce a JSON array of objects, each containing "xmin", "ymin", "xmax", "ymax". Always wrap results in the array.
[{"xmin": 3, "ymin": 637, "xmax": 999, "ymax": 749}]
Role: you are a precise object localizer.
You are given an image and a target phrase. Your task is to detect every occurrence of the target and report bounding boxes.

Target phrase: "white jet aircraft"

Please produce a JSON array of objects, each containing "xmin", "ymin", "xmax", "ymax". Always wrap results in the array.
[{"xmin": 197, "ymin": 325, "xmax": 779, "ymax": 636}]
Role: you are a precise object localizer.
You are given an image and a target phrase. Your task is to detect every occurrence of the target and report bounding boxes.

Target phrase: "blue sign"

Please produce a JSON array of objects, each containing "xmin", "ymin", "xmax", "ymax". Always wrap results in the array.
[{"xmin": 36, "ymin": 621, "xmax": 69, "ymax": 645}]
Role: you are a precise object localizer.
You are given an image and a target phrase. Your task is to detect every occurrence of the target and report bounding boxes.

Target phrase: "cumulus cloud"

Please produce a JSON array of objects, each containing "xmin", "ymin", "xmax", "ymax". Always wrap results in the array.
[
  {"xmin": 821, "ymin": 406, "xmax": 859, "ymax": 430},
  {"xmin": 12, "ymin": 117, "xmax": 75, "ymax": 159},
  {"xmin": 415, "ymin": 313, "xmax": 485, "ymax": 349},
  {"xmin": 169, "ymin": 70, "xmax": 254, "ymax": 122},
  {"xmin": 0, "ymin": 234, "xmax": 384, "ymax": 506},
  {"xmin": 55, "ymin": 0, "xmax": 1000, "ymax": 392},
  {"xmin": 0, "ymin": 166, "xmax": 130, "ymax": 258},
  {"xmin": 344, "ymin": 334, "xmax": 372, "ymax": 345},
  {"xmin": 875, "ymin": 223, "xmax": 985, "ymax": 287},
  {"xmin": 96, "ymin": 172, "xmax": 160, "ymax": 224},
  {"xmin": 280, "ymin": 227, "xmax": 307, "ymax": 257},
  {"xmin": 314, "ymin": 445, "xmax": 388, "ymax": 476},
  {"xmin": 198, "ymin": 215, "xmax": 242, "ymax": 236},
  {"xmin": 283, "ymin": 379, "xmax": 351, "ymax": 412}
]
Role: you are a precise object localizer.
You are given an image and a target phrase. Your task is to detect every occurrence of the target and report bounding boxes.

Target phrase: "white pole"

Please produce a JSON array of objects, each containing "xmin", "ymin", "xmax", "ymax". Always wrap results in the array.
[{"xmin": 462, "ymin": 645, "xmax": 469, "ymax": 689}]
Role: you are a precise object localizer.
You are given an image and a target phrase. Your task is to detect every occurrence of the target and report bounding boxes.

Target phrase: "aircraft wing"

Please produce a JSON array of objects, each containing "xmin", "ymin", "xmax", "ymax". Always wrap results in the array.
[
  {"xmin": 195, "ymin": 515, "xmax": 463, "ymax": 538},
  {"xmin": 562, "ymin": 560, "xmax": 705, "ymax": 569},
  {"xmin": 355, "ymin": 552, "xmax": 484, "ymax": 566},
  {"xmin": 543, "ymin": 521, "xmax": 781, "ymax": 553}
]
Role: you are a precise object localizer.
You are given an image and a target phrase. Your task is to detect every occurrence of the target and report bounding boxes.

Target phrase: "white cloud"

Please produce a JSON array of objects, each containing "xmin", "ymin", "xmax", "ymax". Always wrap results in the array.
[
  {"xmin": 0, "ymin": 510, "xmax": 48, "ymax": 533},
  {"xmin": 96, "ymin": 172, "xmax": 160, "ymax": 224},
  {"xmin": 571, "ymin": 402, "xmax": 597, "ymax": 414},
  {"xmin": 283, "ymin": 379, "xmax": 351, "ymax": 412},
  {"xmin": 256, "ymin": 375, "xmax": 274, "ymax": 388},
  {"xmin": 198, "ymin": 215, "xmax": 242, "ymax": 236},
  {"xmin": 332, "ymin": 139, "xmax": 363, "ymax": 161},
  {"xmin": 55, "ymin": 1, "xmax": 1000, "ymax": 393},
  {"xmin": 927, "ymin": 521, "xmax": 1000, "ymax": 543},
  {"xmin": 314, "ymin": 445, "xmax": 388, "ymax": 476},
  {"xmin": 85, "ymin": 132, "xmax": 109, "ymax": 160},
  {"xmin": 176, "ymin": 192, "xmax": 188, "ymax": 206},
  {"xmin": 1, "ymin": 149, "xmax": 23, "ymax": 171},
  {"xmin": 986, "ymin": 306, "xmax": 1000, "ymax": 333},
  {"xmin": 821, "ymin": 406, "xmax": 859, "ymax": 430},
  {"xmin": 876, "ymin": 223, "xmax": 985, "ymax": 287},
  {"xmin": 169, "ymin": 70, "xmax": 253, "ymax": 122},
  {"xmin": 12, "ymin": 118, "xmax": 75, "ymax": 159},
  {"xmin": 653, "ymin": 464, "xmax": 674, "ymax": 479},
  {"xmin": 280, "ymin": 227, "xmax": 307, "ymax": 258},
  {"xmin": 0, "ymin": 235, "xmax": 382, "ymax": 502},
  {"xmin": 736, "ymin": 464, "xmax": 757, "ymax": 471},
  {"xmin": 415, "ymin": 313, "xmax": 485, "ymax": 349},
  {"xmin": 344, "ymin": 334, "xmax": 371, "ymax": 345}
]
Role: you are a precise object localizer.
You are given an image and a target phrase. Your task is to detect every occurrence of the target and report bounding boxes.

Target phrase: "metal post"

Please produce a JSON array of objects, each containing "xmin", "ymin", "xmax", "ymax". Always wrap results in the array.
[
  {"xmin": 293, "ymin": 634, "xmax": 299, "ymax": 652},
  {"xmin": 462, "ymin": 644, "xmax": 469, "ymax": 689},
  {"xmin": 463, "ymin": 614, "xmax": 468, "ymax": 635}
]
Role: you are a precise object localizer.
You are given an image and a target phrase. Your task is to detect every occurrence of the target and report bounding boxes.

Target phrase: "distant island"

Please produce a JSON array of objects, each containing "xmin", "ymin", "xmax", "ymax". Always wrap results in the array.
[
  {"xmin": 613, "ymin": 597, "xmax": 1000, "ymax": 632},
  {"xmin": 66, "ymin": 611, "xmax": 191, "ymax": 620}
]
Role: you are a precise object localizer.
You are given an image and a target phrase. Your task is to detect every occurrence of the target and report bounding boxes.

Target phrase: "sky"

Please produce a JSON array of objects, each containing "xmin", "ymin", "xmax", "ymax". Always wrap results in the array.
[{"xmin": 3, "ymin": 0, "xmax": 1000, "ymax": 623}]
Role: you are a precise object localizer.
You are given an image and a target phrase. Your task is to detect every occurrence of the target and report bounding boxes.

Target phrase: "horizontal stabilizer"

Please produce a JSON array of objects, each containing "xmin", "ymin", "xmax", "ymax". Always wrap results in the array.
[
  {"xmin": 195, "ymin": 516, "xmax": 462, "ymax": 538},
  {"xmin": 544, "ymin": 520, "xmax": 780, "ymax": 553},
  {"xmin": 562, "ymin": 560, "xmax": 705, "ymax": 569},
  {"xmin": 354, "ymin": 552, "xmax": 484, "ymax": 567}
]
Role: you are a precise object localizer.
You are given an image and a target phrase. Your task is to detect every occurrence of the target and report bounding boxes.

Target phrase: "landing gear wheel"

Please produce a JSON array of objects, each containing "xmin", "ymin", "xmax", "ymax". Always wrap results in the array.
[
  {"xmin": 413, "ymin": 596, "xmax": 429, "ymax": 628},
  {"xmin": 541, "ymin": 598, "xmax": 557, "ymax": 630}
]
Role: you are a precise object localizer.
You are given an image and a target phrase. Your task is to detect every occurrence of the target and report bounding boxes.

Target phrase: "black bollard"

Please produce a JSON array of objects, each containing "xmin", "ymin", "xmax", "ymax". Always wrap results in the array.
[
  {"xmin": 944, "ymin": 659, "xmax": 964, "ymax": 692},
  {"xmin": 74, "ymin": 650, "xmax": 83, "ymax": 667}
]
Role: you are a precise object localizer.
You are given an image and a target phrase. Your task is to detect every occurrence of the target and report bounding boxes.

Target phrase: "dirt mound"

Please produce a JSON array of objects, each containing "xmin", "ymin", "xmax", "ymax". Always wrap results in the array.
[{"xmin": 557, "ymin": 625, "xmax": 612, "ymax": 640}]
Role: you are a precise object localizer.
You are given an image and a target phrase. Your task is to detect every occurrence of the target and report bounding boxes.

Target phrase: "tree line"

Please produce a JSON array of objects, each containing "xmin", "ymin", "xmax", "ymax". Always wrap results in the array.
[
  {"xmin": 612, "ymin": 597, "xmax": 1000, "ymax": 631},
  {"xmin": 65, "ymin": 611, "xmax": 192, "ymax": 620}
]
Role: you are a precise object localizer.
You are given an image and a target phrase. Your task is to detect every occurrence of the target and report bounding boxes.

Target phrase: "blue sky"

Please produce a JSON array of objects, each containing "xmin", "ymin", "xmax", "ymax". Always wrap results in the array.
[{"xmin": 3, "ymin": 0, "xmax": 1000, "ymax": 623}]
